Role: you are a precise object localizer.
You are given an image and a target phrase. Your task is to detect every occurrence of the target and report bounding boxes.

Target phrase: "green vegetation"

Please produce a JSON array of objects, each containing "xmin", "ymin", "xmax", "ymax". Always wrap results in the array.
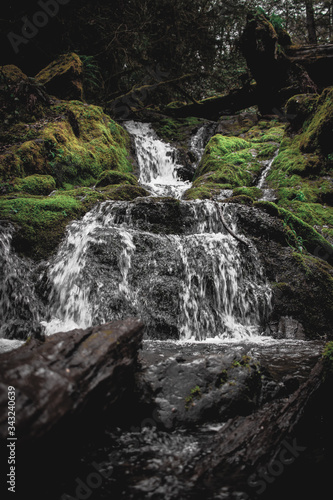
[
  {"xmin": 263, "ymin": 88, "xmax": 333, "ymax": 246},
  {"xmin": 255, "ymin": 201, "xmax": 333, "ymax": 263},
  {"xmin": 151, "ymin": 116, "xmax": 204, "ymax": 144},
  {"xmin": 0, "ymin": 100, "xmax": 133, "ymax": 186},
  {"xmin": 0, "ymin": 82, "xmax": 142, "ymax": 260},
  {"xmin": 185, "ymin": 385, "xmax": 202, "ymax": 410},
  {"xmin": 0, "ymin": 185, "xmax": 148, "ymax": 260},
  {"xmin": 184, "ymin": 120, "xmax": 283, "ymax": 200}
]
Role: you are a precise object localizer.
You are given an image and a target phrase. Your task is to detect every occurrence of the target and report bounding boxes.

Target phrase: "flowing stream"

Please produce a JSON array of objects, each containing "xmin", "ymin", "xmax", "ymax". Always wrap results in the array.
[
  {"xmin": 1, "ymin": 122, "xmax": 327, "ymax": 500},
  {"xmin": 38, "ymin": 122, "xmax": 272, "ymax": 340},
  {"xmin": 0, "ymin": 122, "xmax": 273, "ymax": 343}
]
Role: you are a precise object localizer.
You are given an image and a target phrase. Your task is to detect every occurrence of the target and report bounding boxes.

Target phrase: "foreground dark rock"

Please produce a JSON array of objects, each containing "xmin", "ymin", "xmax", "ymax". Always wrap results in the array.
[
  {"xmin": 190, "ymin": 358, "xmax": 330, "ymax": 499},
  {"xmin": 0, "ymin": 317, "xmax": 144, "ymax": 442},
  {"xmin": 136, "ymin": 340, "xmax": 323, "ymax": 431}
]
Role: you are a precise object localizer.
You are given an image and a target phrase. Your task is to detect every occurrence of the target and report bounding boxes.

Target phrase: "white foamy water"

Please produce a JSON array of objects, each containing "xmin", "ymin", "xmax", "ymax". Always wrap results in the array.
[{"xmin": 124, "ymin": 121, "xmax": 192, "ymax": 198}]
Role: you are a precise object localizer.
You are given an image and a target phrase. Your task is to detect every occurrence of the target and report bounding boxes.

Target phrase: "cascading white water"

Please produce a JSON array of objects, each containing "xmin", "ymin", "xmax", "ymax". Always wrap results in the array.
[
  {"xmin": 124, "ymin": 121, "xmax": 192, "ymax": 198},
  {"xmin": 42, "ymin": 199, "xmax": 271, "ymax": 340},
  {"xmin": 1, "ymin": 121, "xmax": 273, "ymax": 343},
  {"xmin": 0, "ymin": 225, "xmax": 42, "ymax": 343},
  {"xmin": 257, "ymin": 150, "xmax": 279, "ymax": 201},
  {"xmin": 178, "ymin": 203, "xmax": 271, "ymax": 340}
]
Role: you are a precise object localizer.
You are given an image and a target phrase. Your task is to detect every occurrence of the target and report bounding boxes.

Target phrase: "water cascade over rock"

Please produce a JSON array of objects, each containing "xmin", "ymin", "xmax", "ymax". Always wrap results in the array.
[
  {"xmin": 0, "ymin": 224, "xmax": 43, "ymax": 342},
  {"xmin": 42, "ymin": 199, "xmax": 272, "ymax": 340},
  {"xmin": 0, "ymin": 122, "xmax": 273, "ymax": 342},
  {"xmin": 124, "ymin": 121, "xmax": 199, "ymax": 198}
]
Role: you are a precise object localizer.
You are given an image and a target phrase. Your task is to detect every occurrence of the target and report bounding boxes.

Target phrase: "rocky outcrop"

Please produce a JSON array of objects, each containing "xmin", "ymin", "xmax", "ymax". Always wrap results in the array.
[
  {"xmin": 0, "ymin": 318, "xmax": 144, "ymax": 442},
  {"xmin": 236, "ymin": 204, "xmax": 333, "ymax": 339},
  {"xmin": 138, "ymin": 350, "xmax": 262, "ymax": 429},
  {"xmin": 35, "ymin": 52, "xmax": 84, "ymax": 101}
]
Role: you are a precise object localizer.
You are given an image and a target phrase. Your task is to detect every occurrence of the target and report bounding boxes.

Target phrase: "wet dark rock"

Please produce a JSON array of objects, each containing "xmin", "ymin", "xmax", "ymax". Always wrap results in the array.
[
  {"xmin": 137, "ymin": 350, "xmax": 262, "ymax": 429},
  {"xmin": 0, "ymin": 317, "xmax": 144, "ymax": 442},
  {"xmin": 189, "ymin": 358, "xmax": 327, "ymax": 499},
  {"xmin": 235, "ymin": 204, "xmax": 333, "ymax": 339}
]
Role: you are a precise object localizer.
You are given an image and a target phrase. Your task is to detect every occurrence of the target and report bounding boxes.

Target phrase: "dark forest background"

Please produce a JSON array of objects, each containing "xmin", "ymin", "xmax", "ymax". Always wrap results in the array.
[{"xmin": 1, "ymin": 1, "xmax": 333, "ymax": 108}]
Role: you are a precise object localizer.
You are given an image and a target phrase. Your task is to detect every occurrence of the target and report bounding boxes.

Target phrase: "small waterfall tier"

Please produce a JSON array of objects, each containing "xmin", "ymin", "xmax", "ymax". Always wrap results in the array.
[
  {"xmin": 124, "ymin": 121, "xmax": 199, "ymax": 199},
  {"xmin": 42, "ymin": 200, "xmax": 272, "ymax": 340}
]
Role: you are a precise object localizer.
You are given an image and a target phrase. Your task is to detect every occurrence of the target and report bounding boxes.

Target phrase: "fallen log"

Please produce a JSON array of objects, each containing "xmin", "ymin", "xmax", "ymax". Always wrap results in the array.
[{"xmin": 0, "ymin": 317, "xmax": 144, "ymax": 442}]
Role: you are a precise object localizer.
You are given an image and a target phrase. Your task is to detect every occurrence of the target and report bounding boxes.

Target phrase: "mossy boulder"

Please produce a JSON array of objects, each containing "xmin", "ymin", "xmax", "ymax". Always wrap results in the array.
[
  {"xmin": 236, "ymin": 204, "xmax": 333, "ymax": 339},
  {"xmin": 188, "ymin": 120, "xmax": 283, "ymax": 200},
  {"xmin": 285, "ymin": 93, "xmax": 319, "ymax": 134},
  {"xmin": 0, "ymin": 65, "xmax": 28, "ymax": 85},
  {"xmin": 265, "ymin": 87, "xmax": 333, "ymax": 243},
  {"xmin": 299, "ymin": 87, "xmax": 333, "ymax": 155},
  {"xmin": 96, "ymin": 170, "xmax": 138, "ymax": 188},
  {"xmin": 35, "ymin": 53, "xmax": 84, "ymax": 101},
  {"xmin": 194, "ymin": 135, "xmax": 256, "ymax": 187},
  {"xmin": 0, "ymin": 100, "xmax": 133, "ymax": 186},
  {"xmin": 0, "ymin": 62, "xmax": 142, "ymax": 259},
  {"xmin": 12, "ymin": 174, "xmax": 56, "ymax": 195},
  {"xmin": 0, "ymin": 185, "xmax": 149, "ymax": 260}
]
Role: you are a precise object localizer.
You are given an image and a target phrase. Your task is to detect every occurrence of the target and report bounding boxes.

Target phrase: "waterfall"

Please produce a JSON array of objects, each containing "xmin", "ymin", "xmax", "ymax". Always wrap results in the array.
[
  {"xmin": 124, "ymin": 121, "xmax": 192, "ymax": 199},
  {"xmin": 1, "ymin": 121, "xmax": 272, "ymax": 343},
  {"xmin": 257, "ymin": 150, "xmax": 279, "ymax": 201},
  {"xmin": 0, "ymin": 224, "xmax": 43, "ymax": 340},
  {"xmin": 42, "ymin": 200, "xmax": 271, "ymax": 340}
]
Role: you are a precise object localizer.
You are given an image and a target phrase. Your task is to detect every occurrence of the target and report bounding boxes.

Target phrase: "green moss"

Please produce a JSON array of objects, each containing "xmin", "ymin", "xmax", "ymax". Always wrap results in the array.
[
  {"xmin": 285, "ymin": 93, "xmax": 319, "ymax": 133},
  {"xmin": 151, "ymin": 116, "xmax": 204, "ymax": 144},
  {"xmin": 278, "ymin": 201, "xmax": 333, "ymax": 241},
  {"xmin": 262, "ymin": 88, "xmax": 333, "ymax": 245},
  {"xmin": 12, "ymin": 174, "xmax": 56, "ymax": 195},
  {"xmin": 183, "ymin": 183, "xmax": 231, "ymax": 200},
  {"xmin": 299, "ymin": 87, "xmax": 333, "ymax": 155},
  {"xmin": 256, "ymin": 200, "xmax": 333, "ymax": 264},
  {"xmin": 0, "ymin": 100, "xmax": 133, "ymax": 185},
  {"xmin": 233, "ymin": 186, "xmax": 263, "ymax": 200},
  {"xmin": 190, "ymin": 120, "xmax": 283, "ymax": 198},
  {"xmin": 95, "ymin": 170, "xmax": 137, "ymax": 188},
  {"xmin": 257, "ymin": 143, "xmax": 279, "ymax": 159},
  {"xmin": 0, "ymin": 184, "xmax": 149, "ymax": 260}
]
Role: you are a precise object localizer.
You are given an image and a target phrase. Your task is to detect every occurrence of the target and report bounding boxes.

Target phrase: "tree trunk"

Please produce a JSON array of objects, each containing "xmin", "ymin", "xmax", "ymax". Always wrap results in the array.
[{"xmin": 305, "ymin": 0, "xmax": 318, "ymax": 44}]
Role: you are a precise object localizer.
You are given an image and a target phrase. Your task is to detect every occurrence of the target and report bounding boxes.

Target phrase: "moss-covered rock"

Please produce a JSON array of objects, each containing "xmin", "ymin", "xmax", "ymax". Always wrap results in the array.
[
  {"xmin": 0, "ymin": 100, "xmax": 133, "ymax": 186},
  {"xmin": 13, "ymin": 174, "xmax": 56, "ymax": 195},
  {"xmin": 233, "ymin": 186, "xmax": 263, "ymax": 200},
  {"xmin": 255, "ymin": 200, "xmax": 333, "ymax": 265},
  {"xmin": 299, "ymin": 87, "xmax": 333, "ymax": 155},
  {"xmin": 187, "ymin": 120, "xmax": 282, "ymax": 200},
  {"xmin": 0, "ymin": 60, "xmax": 142, "ymax": 259},
  {"xmin": 35, "ymin": 53, "xmax": 84, "ymax": 101},
  {"xmin": 0, "ymin": 65, "xmax": 28, "ymax": 85},
  {"xmin": 265, "ymin": 87, "xmax": 333, "ymax": 244},
  {"xmin": 0, "ymin": 185, "xmax": 149, "ymax": 260},
  {"xmin": 236, "ymin": 204, "xmax": 333, "ymax": 339},
  {"xmin": 96, "ymin": 170, "xmax": 137, "ymax": 188}
]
